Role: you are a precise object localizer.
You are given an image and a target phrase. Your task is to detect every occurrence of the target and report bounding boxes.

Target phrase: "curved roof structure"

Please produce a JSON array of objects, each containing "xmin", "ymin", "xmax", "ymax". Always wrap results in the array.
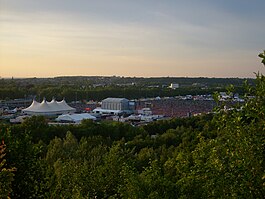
[
  {"xmin": 22, "ymin": 99, "xmax": 76, "ymax": 115},
  {"xmin": 56, "ymin": 113, "xmax": 96, "ymax": 123}
]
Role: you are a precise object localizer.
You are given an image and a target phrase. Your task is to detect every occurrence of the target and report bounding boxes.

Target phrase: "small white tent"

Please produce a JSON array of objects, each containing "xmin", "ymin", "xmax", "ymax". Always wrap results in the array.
[
  {"xmin": 56, "ymin": 113, "xmax": 96, "ymax": 123},
  {"xmin": 22, "ymin": 98, "xmax": 76, "ymax": 116}
]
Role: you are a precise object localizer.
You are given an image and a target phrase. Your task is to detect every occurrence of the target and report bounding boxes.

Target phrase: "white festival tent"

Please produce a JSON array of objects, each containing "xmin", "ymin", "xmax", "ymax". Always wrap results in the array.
[
  {"xmin": 55, "ymin": 113, "xmax": 96, "ymax": 123},
  {"xmin": 22, "ymin": 98, "xmax": 76, "ymax": 115}
]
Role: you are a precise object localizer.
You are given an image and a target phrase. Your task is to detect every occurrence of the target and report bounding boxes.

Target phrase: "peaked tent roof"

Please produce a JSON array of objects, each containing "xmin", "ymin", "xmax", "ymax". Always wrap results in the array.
[
  {"xmin": 57, "ymin": 99, "xmax": 76, "ymax": 111},
  {"xmin": 22, "ymin": 99, "xmax": 76, "ymax": 115},
  {"xmin": 23, "ymin": 99, "xmax": 40, "ymax": 111}
]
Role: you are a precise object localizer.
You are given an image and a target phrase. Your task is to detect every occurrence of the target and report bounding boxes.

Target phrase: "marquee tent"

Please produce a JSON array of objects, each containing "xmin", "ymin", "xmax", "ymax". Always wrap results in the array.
[
  {"xmin": 55, "ymin": 113, "xmax": 96, "ymax": 123},
  {"xmin": 22, "ymin": 98, "xmax": 76, "ymax": 115}
]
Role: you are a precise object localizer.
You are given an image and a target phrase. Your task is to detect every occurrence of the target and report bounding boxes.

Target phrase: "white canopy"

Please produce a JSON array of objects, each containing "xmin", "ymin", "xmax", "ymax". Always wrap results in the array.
[
  {"xmin": 22, "ymin": 99, "xmax": 76, "ymax": 115},
  {"xmin": 56, "ymin": 113, "xmax": 96, "ymax": 123}
]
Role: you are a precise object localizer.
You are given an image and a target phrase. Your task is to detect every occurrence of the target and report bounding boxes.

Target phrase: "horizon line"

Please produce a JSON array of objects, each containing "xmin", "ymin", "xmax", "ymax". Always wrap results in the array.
[{"xmin": 0, "ymin": 75, "xmax": 256, "ymax": 79}]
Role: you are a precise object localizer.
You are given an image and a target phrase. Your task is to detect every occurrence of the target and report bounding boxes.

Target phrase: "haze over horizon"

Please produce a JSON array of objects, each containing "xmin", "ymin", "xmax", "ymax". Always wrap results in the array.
[{"xmin": 1, "ymin": 0, "xmax": 265, "ymax": 78}]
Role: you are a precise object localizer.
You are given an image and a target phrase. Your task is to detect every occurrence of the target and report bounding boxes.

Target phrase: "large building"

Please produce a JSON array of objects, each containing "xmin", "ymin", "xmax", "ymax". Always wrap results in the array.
[
  {"xmin": 0, "ymin": 99, "xmax": 32, "ymax": 109},
  {"xmin": 101, "ymin": 98, "xmax": 129, "ymax": 110},
  {"xmin": 93, "ymin": 98, "xmax": 135, "ymax": 115},
  {"xmin": 22, "ymin": 98, "xmax": 76, "ymax": 116}
]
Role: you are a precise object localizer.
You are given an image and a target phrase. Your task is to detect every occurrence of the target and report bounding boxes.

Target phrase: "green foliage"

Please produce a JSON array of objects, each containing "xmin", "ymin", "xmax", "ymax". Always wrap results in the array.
[
  {"xmin": 1, "ymin": 126, "xmax": 50, "ymax": 198},
  {"xmin": 120, "ymin": 159, "xmax": 178, "ymax": 199},
  {"xmin": 0, "ymin": 76, "xmax": 251, "ymax": 101},
  {"xmin": 258, "ymin": 50, "xmax": 265, "ymax": 65},
  {"xmin": 172, "ymin": 57, "xmax": 265, "ymax": 198},
  {"xmin": 0, "ymin": 140, "xmax": 15, "ymax": 199}
]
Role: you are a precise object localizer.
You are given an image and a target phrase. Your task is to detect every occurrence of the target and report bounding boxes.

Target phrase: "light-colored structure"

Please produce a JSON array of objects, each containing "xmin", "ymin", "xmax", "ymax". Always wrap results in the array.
[
  {"xmin": 55, "ymin": 113, "xmax": 96, "ymax": 123},
  {"xmin": 169, "ymin": 83, "xmax": 179, "ymax": 89},
  {"xmin": 93, "ymin": 98, "xmax": 134, "ymax": 115},
  {"xmin": 220, "ymin": 92, "xmax": 232, "ymax": 100},
  {"xmin": 0, "ymin": 99, "xmax": 32, "ymax": 109},
  {"xmin": 22, "ymin": 98, "xmax": 76, "ymax": 115},
  {"xmin": 10, "ymin": 115, "xmax": 30, "ymax": 123},
  {"xmin": 138, "ymin": 108, "xmax": 152, "ymax": 115},
  {"xmin": 101, "ymin": 98, "xmax": 129, "ymax": 110}
]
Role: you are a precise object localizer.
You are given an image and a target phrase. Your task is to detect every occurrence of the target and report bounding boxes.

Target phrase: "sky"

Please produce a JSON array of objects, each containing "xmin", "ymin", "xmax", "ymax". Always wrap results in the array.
[{"xmin": 0, "ymin": 0, "xmax": 265, "ymax": 78}]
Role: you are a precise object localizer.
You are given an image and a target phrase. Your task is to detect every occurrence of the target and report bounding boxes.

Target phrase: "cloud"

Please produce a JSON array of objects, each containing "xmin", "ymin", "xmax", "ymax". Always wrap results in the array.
[{"xmin": 0, "ymin": 0, "xmax": 265, "ymax": 78}]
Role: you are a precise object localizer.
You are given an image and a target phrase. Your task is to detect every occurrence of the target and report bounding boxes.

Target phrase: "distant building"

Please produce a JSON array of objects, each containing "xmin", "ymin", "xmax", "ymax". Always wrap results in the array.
[
  {"xmin": 93, "ymin": 97, "xmax": 135, "ymax": 115},
  {"xmin": 138, "ymin": 108, "xmax": 152, "ymax": 115},
  {"xmin": 101, "ymin": 98, "xmax": 129, "ymax": 110},
  {"xmin": 220, "ymin": 92, "xmax": 232, "ymax": 100},
  {"xmin": 10, "ymin": 115, "xmax": 30, "ymax": 123},
  {"xmin": 169, "ymin": 83, "xmax": 179, "ymax": 89},
  {"xmin": 0, "ymin": 99, "xmax": 32, "ymax": 109}
]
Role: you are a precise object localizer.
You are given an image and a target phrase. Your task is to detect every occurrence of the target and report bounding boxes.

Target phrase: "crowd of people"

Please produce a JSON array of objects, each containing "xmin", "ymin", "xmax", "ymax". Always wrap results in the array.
[{"xmin": 136, "ymin": 98, "xmax": 216, "ymax": 117}]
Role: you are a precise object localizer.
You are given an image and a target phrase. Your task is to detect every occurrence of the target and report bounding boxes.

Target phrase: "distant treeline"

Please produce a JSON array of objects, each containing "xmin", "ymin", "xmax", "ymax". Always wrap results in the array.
[
  {"xmin": 1, "ymin": 76, "xmax": 254, "ymax": 87},
  {"xmin": 0, "ymin": 77, "xmax": 251, "ymax": 101}
]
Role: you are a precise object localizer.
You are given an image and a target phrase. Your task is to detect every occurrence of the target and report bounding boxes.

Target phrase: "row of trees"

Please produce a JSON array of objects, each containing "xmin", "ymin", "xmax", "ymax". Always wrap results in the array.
[
  {"xmin": 0, "ymin": 80, "xmax": 246, "ymax": 101},
  {"xmin": 0, "ymin": 84, "xmax": 225, "ymax": 101}
]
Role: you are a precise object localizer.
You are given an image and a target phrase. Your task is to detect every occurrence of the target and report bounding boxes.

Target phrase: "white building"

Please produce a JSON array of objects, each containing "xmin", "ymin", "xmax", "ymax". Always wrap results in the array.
[
  {"xmin": 219, "ymin": 92, "xmax": 232, "ymax": 101},
  {"xmin": 169, "ymin": 83, "xmax": 179, "ymax": 89},
  {"xmin": 101, "ymin": 98, "xmax": 129, "ymax": 110},
  {"xmin": 138, "ymin": 108, "xmax": 152, "ymax": 115},
  {"xmin": 93, "ymin": 98, "xmax": 134, "ymax": 115}
]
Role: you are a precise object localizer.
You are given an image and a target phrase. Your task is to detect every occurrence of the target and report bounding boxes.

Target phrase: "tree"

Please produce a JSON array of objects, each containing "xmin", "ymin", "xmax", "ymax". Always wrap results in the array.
[
  {"xmin": 173, "ymin": 52, "xmax": 265, "ymax": 198},
  {"xmin": 2, "ymin": 127, "xmax": 50, "ymax": 198},
  {"xmin": 119, "ymin": 159, "xmax": 177, "ymax": 199},
  {"xmin": 258, "ymin": 50, "xmax": 265, "ymax": 65},
  {"xmin": 0, "ymin": 139, "xmax": 15, "ymax": 199}
]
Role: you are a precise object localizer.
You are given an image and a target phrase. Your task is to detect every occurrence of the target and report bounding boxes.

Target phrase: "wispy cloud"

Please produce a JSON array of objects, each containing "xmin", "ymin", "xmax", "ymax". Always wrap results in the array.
[{"xmin": 0, "ymin": 0, "xmax": 264, "ymax": 77}]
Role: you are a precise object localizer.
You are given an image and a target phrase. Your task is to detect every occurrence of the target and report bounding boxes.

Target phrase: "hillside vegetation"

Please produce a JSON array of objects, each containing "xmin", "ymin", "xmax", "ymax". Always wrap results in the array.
[{"xmin": 0, "ymin": 52, "xmax": 264, "ymax": 198}]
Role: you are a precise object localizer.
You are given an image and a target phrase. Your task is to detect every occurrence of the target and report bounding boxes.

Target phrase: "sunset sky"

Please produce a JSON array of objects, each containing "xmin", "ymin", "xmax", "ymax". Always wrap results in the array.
[{"xmin": 0, "ymin": 0, "xmax": 265, "ymax": 78}]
